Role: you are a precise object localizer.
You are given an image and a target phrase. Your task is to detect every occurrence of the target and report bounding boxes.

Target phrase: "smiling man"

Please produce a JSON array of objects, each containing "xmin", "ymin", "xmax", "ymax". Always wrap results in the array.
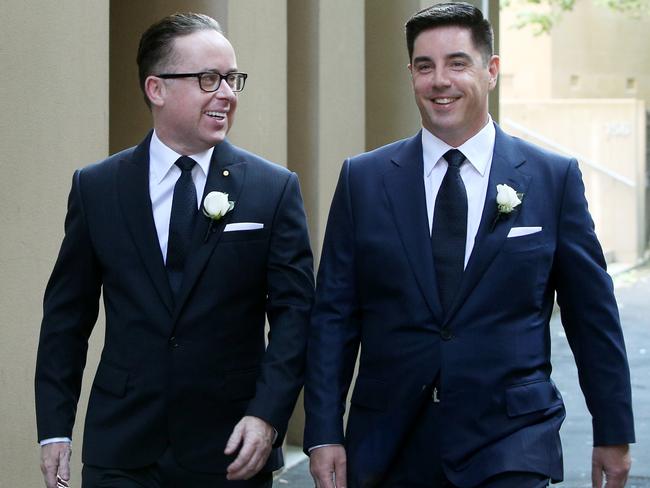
[
  {"xmin": 35, "ymin": 13, "xmax": 314, "ymax": 488},
  {"xmin": 304, "ymin": 3, "xmax": 634, "ymax": 487}
]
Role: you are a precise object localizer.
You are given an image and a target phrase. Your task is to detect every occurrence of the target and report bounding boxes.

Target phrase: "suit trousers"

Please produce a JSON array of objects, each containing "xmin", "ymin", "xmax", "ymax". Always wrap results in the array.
[
  {"xmin": 81, "ymin": 445, "xmax": 273, "ymax": 488},
  {"xmin": 381, "ymin": 395, "xmax": 550, "ymax": 488}
]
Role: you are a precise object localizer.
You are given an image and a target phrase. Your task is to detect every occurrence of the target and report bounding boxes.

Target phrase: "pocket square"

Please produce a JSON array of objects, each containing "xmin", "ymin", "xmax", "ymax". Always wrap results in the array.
[
  {"xmin": 507, "ymin": 226, "xmax": 542, "ymax": 238},
  {"xmin": 223, "ymin": 222, "xmax": 264, "ymax": 232}
]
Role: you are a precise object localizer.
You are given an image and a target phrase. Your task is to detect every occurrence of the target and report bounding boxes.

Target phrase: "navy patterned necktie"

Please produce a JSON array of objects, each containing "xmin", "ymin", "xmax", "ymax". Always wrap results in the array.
[
  {"xmin": 431, "ymin": 149, "xmax": 468, "ymax": 313},
  {"xmin": 166, "ymin": 156, "xmax": 198, "ymax": 294}
]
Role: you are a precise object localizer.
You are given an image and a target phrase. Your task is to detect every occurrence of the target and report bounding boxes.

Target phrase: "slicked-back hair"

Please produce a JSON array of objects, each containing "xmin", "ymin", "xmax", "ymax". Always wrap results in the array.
[
  {"xmin": 405, "ymin": 2, "xmax": 493, "ymax": 64},
  {"xmin": 137, "ymin": 12, "xmax": 223, "ymax": 107}
]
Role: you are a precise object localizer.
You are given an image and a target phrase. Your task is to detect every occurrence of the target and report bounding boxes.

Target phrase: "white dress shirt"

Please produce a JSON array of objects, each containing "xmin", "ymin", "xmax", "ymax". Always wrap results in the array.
[
  {"xmin": 40, "ymin": 132, "xmax": 214, "ymax": 447},
  {"xmin": 149, "ymin": 130, "xmax": 213, "ymax": 262},
  {"xmin": 423, "ymin": 117, "xmax": 496, "ymax": 268}
]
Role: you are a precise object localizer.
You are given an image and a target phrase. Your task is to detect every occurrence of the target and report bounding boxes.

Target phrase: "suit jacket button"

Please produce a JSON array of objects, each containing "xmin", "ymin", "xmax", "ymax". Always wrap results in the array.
[
  {"xmin": 169, "ymin": 336, "xmax": 178, "ymax": 347},
  {"xmin": 440, "ymin": 327, "xmax": 452, "ymax": 340}
]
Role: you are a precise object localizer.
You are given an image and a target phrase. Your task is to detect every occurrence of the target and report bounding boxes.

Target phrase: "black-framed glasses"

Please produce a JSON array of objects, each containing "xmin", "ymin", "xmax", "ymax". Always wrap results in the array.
[{"xmin": 155, "ymin": 71, "xmax": 248, "ymax": 92}]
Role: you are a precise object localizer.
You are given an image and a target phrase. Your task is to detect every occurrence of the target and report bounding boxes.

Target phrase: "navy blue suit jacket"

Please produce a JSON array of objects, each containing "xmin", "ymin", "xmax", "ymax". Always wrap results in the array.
[
  {"xmin": 35, "ymin": 133, "xmax": 314, "ymax": 473},
  {"xmin": 304, "ymin": 124, "xmax": 634, "ymax": 487}
]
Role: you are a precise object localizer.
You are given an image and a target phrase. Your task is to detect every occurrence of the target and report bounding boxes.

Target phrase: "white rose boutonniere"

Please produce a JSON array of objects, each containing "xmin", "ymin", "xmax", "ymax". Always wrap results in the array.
[
  {"xmin": 203, "ymin": 191, "xmax": 235, "ymax": 241},
  {"xmin": 491, "ymin": 184, "xmax": 523, "ymax": 231}
]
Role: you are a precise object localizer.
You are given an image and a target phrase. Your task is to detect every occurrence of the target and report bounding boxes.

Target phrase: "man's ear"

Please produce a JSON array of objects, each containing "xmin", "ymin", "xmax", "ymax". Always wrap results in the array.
[
  {"xmin": 487, "ymin": 55, "xmax": 499, "ymax": 90},
  {"xmin": 144, "ymin": 75, "xmax": 166, "ymax": 108}
]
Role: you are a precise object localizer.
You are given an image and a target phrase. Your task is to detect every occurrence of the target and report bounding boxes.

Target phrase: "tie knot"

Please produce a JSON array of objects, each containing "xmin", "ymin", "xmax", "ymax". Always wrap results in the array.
[
  {"xmin": 444, "ymin": 149, "xmax": 465, "ymax": 169},
  {"xmin": 175, "ymin": 156, "xmax": 196, "ymax": 172}
]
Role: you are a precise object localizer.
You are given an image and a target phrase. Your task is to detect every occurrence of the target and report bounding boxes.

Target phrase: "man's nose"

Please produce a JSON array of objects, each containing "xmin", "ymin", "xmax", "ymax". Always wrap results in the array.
[
  {"xmin": 214, "ymin": 80, "xmax": 236, "ymax": 100},
  {"xmin": 431, "ymin": 69, "xmax": 452, "ymax": 89}
]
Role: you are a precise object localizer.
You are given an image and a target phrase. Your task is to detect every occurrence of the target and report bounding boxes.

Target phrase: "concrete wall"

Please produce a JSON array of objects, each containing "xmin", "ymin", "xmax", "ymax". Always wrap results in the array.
[
  {"xmin": 502, "ymin": 99, "xmax": 647, "ymax": 263},
  {"xmin": 551, "ymin": 1, "xmax": 650, "ymax": 102},
  {"xmin": 500, "ymin": 1, "xmax": 650, "ymax": 103},
  {"xmin": 0, "ymin": 1, "xmax": 109, "ymax": 485},
  {"xmin": 499, "ymin": 8, "xmax": 552, "ymax": 99}
]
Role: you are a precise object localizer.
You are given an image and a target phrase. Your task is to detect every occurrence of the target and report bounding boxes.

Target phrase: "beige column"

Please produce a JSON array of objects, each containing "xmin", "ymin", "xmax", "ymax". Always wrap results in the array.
[
  {"xmin": 226, "ymin": 1, "xmax": 288, "ymax": 164},
  {"xmin": 0, "ymin": 1, "xmax": 109, "ymax": 485},
  {"xmin": 288, "ymin": 0, "xmax": 366, "ymax": 258},
  {"xmin": 365, "ymin": 0, "xmax": 423, "ymax": 151},
  {"xmin": 286, "ymin": 0, "xmax": 366, "ymax": 444}
]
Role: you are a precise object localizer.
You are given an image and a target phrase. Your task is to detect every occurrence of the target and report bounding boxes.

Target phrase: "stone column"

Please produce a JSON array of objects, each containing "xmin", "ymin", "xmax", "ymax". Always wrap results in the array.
[{"xmin": 0, "ymin": 1, "xmax": 109, "ymax": 485}]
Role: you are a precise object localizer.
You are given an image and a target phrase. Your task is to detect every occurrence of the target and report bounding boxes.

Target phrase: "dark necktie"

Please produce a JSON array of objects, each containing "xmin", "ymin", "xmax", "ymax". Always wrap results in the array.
[
  {"xmin": 431, "ymin": 149, "xmax": 468, "ymax": 313},
  {"xmin": 166, "ymin": 156, "xmax": 198, "ymax": 294}
]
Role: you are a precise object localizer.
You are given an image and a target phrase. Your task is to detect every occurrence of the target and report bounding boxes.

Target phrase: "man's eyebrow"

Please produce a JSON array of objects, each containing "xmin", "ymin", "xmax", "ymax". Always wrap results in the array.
[
  {"xmin": 412, "ymin": 56, "xmax": 433, "ymax": 64},
  {"xmin": 412, "ymin": 52, "xmax": 473, "ymax": 64},
  {"xmin": 203, "ymin": 68, "xmax": 239, "ymax": 73},
  {"xmin": 446, "ymin": 51, "xmax": 472, "ymax": 61}
]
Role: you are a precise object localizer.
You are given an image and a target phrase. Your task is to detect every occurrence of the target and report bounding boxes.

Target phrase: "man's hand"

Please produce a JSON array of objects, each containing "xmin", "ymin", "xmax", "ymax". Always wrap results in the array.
[
  {"xmin": 224, "ymin": 415, "xmax": 274, "ymax": 480},
  {"xmin": 40, "ymin": 442, "xmax": 71, "ymax": 488},
  {"xmin": 310, "ymin": 445, "xmax": 347, "ymax": 488},
  {"xmin": 592, "ymin": 444, "xmax": 631, "ymax": 488}
]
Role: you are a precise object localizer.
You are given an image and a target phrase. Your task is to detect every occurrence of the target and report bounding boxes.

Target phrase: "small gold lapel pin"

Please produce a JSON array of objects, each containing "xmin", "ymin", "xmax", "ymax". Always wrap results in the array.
[{"xmin": 222, "ymin": 170, "xmax": 230, "ymax": 177}]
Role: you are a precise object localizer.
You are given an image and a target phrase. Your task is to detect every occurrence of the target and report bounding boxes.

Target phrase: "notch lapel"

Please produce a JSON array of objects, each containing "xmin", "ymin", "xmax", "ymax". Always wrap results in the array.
[
  {"xmin": 171, "ymin": 139, "xmax": 246, "ymax": 322},
  {"xmin": 444, "ymin": 125, "xmax": 531, "ymax": 322},
  {"xmin": 118, "ymin": 132, "xmax": 174, "ymax": 313},
  {"xmin": 383, "ymin": 133, "xmax": 443, "ymax": 322}
]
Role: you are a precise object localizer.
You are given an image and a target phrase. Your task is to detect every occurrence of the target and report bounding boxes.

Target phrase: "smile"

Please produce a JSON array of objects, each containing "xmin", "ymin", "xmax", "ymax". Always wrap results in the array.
[
  {"xmin": 204, "ymin": 111, "xmax": 227, "ymax": 120},
  {"xmin": 432, "ymin": 97, "xmax": 459, "ymax": 105}
]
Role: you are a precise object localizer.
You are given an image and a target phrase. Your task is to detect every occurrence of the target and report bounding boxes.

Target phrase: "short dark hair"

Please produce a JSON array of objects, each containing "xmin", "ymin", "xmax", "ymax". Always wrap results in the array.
[
  {"xmin": 405, "ymin": 2, "xmax": 493, "ymax": 64},
  {"xmin": 137, "ymin": 12, "xmax": 223, "ymax": 107}
]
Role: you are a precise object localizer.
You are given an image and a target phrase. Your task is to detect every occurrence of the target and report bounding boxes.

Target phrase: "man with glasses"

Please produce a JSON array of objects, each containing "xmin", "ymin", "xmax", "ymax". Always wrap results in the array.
[{"xmin": 35, "ymin": 13, "xmax": 313, "ymax": 488}]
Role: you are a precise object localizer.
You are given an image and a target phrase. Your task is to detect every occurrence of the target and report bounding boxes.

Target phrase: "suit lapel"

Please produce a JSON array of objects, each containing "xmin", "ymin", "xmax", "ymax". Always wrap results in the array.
[
  {"xmin": 384, "ymin": 132, "xmax": 443, "ymax": 322},
  {"xmin": 444, "ymin": 125, "xmax": 531, "ymax": 322},
  {"xmin": 171, "ymin": 139, "xmax": 246, "ymax": 322},
  {"xmin": 118, "ymin": 132, "xmax": 175, "ymax": 313}
]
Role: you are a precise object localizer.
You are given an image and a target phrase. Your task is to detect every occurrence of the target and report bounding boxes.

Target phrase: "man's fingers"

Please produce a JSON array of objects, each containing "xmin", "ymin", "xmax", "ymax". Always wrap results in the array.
[
  {"xmin": 41, "ymin": 443, "xmax": 71, "ymax": 488},
  {"xmin": 57, "ymin": 447, "xmax": 71, "ymax": 481},
  {"xmin": 226, "ymin": 434, "xmax": 270, "ymax": 479},
  {"xmin": 227, "ymin": 440, "xmax": 255, "ymax": 475},
  {"xmin": 592, "ymin": 445, "xmax": 631, "ymax": 488},
  {"xmin": 43, "ymin": 467, "xmax": 58, "ymax": 488},
  {"xmin": 309, "ymin": 445, "xmax": 346, "ymax": 488},
  {"xmin": 224, "ymin": 423, "xmax": 243, "ymax": 455},
  {"xmin": 334, "ymin": 456, "xmax": 347, "ymax": 488},
  {"xmin": 592, "ymin": 465, "xmax": 604, "ymax": 488},
  {"xmin": 225, "ymin": 416, "xmax": 273, "ymax": 480}
]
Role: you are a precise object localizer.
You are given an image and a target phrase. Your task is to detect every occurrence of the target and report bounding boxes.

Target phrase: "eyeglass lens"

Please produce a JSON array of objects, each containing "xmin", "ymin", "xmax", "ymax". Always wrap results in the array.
[{"xmin": 199, "ymin": 73, "xmax": 246, "ymax": 92}]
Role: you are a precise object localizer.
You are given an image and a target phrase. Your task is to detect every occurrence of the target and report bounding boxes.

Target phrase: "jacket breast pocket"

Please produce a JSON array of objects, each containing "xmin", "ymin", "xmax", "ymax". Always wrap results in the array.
[
  {"xmin": 505, "ymin": 379, "xmax": 563, "ymax": 417},
  {"xmin": 350, "ymin": 377, "xmax": 389, "ymax": 411},
  {"xmin": 92, "ymin": 361, "xmax": 129, "ymax": 398},
  {"xmin": 501, "ymin": 233, "xmax": 548, "ymax": 254},
  {"xmin": 219, "ymin": 228, "xmax": 268, "ymax": 243}
]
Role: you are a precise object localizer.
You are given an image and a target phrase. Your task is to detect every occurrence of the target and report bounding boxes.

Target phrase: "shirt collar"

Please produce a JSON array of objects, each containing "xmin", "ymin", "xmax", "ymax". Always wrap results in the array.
[
  {"xmin": 422, "ymin": 115, "xmax": 496, "ymax": 177},
  {"xmin": 149, "ymin": 130, "xmax": 214, "ymax": 184}
]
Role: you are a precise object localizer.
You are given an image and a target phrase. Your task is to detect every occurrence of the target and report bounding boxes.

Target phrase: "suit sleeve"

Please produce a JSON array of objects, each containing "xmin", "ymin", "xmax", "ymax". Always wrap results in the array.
[
  {"xmin": 553, "ymin": 160, "xmax": 635, "ymax": 446},
  {"xmin": 245, "ymin": 172, "xmax": 315, "ymax": 447},
  {"xmin": 34, "ymin": 170, "xmax": 102, "ymax": 442},
  {"xmin": 303, "ymin": 160, "xmax": 362, "ymax": 451}
]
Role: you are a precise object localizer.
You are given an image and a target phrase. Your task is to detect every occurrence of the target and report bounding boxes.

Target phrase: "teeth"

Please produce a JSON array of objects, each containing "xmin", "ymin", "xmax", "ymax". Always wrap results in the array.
[
  {"xmin": 205, "ymin": 111, "xmax": 226, "ymax": 118},
  {"xmin": 433, "ymin": 98, "xmax": 456, "ymax": 104}
]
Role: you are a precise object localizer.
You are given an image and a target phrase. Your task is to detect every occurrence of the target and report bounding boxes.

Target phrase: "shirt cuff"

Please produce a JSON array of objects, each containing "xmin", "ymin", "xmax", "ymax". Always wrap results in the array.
[
  {"xmin": 308, "ymin": 443, "xmax": 342, "ymax": 452},
  {"xmin": 40, "ymin": 437, "xmax": 72, "ymax": 446}
]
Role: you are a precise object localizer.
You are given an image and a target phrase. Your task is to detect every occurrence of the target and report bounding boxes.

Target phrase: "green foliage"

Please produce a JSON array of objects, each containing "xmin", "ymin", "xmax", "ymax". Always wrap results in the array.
[{"xmin": 502, "ymin": 0, "xmax": 649, "ymax": 34}]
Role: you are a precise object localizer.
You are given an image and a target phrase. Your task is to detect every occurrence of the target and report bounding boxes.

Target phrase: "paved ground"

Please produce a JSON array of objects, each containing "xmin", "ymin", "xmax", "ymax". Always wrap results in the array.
[{"xmin": 275, "ymin": 263, "xmax": 650, "ymax": 487}]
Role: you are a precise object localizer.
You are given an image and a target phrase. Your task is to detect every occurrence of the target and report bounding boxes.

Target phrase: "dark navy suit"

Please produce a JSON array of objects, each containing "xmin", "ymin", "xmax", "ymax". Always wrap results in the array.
[
  {"xmin": 304, "ymin": 124, "xmax": 634, "ymax": 487},
  {"xmin": 35, "ymin": 133, "xmax": 314, "ymax": 475}
]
